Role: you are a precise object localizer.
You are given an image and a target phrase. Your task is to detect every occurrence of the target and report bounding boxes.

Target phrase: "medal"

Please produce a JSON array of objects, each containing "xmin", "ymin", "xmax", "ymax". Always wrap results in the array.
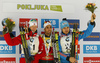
[
  {"xmin": 44, "ymin": 35, "xmax": 51, "ymax": 56},
  {"xmin": 45, "ymin": 56, "xmax": 49, "ymax": 59}
]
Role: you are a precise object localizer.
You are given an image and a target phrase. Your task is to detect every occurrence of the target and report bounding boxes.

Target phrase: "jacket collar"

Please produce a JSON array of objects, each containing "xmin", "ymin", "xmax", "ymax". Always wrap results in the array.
[{"xmin": 28, "ymin": 30, "xmax": 37, "ymax": 37}]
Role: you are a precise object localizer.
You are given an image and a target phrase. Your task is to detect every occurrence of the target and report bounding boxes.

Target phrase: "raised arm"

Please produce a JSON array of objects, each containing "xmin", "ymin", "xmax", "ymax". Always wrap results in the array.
[
  {"xmin": 79, "ymin": 13, "xmax": 96, "ymax": 41},
  {"xmin": 4, "ymin": 33, "xmax": 22, "ymax": 46}
]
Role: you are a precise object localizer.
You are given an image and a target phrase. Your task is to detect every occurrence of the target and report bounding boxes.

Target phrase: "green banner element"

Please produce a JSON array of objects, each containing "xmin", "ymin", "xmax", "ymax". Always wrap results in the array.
[{"xmin": 50, "ymin": 5, "xmax": 63, "ymax": 12}]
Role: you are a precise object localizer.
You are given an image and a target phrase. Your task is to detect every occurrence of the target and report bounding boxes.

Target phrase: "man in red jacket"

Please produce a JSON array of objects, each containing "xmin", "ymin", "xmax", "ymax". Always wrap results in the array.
[
  {"xmin": 3, "ymin": 19, "xmax": 45, "ymax": 63},
  {"xmin": 39, "ymin": 21, "xmax": 54, "ymax": 63}
]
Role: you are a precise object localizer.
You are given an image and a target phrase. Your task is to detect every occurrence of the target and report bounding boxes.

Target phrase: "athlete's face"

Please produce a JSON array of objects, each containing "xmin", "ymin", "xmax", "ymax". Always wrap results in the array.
[
  {"xmin": 30, "ymin": 25, "xmax": 37, "ymax": 32},
  {"xmin": 62, "ymin": 27, "xmax": 69, "ymax": 34},
  {"xmin": 44, "ymin": 25, "xmax": 52, "ymax": 36}
]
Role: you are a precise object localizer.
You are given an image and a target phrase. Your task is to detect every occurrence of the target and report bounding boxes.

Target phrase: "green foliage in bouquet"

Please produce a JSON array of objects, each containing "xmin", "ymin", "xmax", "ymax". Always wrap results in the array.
[
  {"xmin": 85, "ymin": 3, "xmax": 97, "ymax": 13},
  {"xmin": 3, "ymin": 18, "xmax": 15, "ymax": 34}
]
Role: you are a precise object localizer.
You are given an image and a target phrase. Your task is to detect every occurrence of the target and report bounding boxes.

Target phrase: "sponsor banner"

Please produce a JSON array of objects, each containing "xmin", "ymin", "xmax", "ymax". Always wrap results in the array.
[
  {"xmin": 67, "ymin": 19, "xmax": 80, "ymax": 28},
  {"xmin": 0, "ymin": 44, "xmax": 16, "ymax": 54},
  {"xmin": 0, "ymin": 58, "xmax": 16, "ymax": 63},
  {"xmin": 19, "ymin": 44, "xmax": 25, "ymax": 57},
  {"xmin": 83, "ymin": 57, "xmax": 100, "ymax": 63},
  {"xmin": 78, "ymin": 45, "xmax": 80, "ymax": 54},
  {"xmin": 83, "ymin": 45, "xmax": 100, "ymax": 54},
  {"xmin": 41, "ymin": 19, "xmax": 59, "ymax": 28},
  {"xmin": 19, "ymin": 44, "xmax": 21, "ymax": 54},
  {"xmin": 3, "ymin": 3, "xmax": 74, "ymax": 13},
  {"xmin": 0, "ymin": 31, "xmax": 16, "ymax": 41},
  {"xmin": 19, "ymin": 18, "xmax": 38, "ymax": 27},
  {"xmin": 21, "ymin": 54, "xmax": 25, "ymax": 58},
  {"xmin": 83, "ymin": 32, "xmax": 100, "ymax": 41}
]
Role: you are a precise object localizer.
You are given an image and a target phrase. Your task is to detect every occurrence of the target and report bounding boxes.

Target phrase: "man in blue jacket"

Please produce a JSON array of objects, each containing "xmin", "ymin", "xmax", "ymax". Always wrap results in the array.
[{"xmin": 58, "ymin": 13, "xmax": 96, "ymax": 63}]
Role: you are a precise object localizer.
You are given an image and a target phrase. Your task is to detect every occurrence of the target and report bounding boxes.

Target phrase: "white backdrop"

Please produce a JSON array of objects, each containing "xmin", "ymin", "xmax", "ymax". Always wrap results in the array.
[{"xmin": 0, "ymin": 0, "xmax": 100, "ymax": 63}]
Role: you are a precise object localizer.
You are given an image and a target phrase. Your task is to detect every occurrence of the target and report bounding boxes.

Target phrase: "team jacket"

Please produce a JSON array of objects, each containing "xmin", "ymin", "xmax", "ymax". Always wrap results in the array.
[
  {"xmin": 4, "ymin": 31, "xmax": 45, "ymax": 63},
  {"xmin": 58, "ymin": 23, "xmax": 95, "ymax": 63},
  {"xmin": 39, "ymin": 34, "xmax": 54, "ymax": 61}
]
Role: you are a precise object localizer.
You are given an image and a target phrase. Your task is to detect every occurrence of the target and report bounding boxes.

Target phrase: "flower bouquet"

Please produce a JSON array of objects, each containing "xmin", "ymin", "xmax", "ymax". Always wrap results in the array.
[
  {"xmin": 2, "ymin": 18, "xmax": 15, "ymax": 34},
  {"xmin": 85, "ymin": 3, "xmax": 97, "ymax": 13}
]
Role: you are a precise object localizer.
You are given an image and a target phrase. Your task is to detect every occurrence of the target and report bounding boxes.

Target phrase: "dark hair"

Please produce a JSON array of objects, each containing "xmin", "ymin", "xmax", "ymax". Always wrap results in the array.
[{"xmin": 62, "ymin": 18, "xmax": 67, "ymax": 21}]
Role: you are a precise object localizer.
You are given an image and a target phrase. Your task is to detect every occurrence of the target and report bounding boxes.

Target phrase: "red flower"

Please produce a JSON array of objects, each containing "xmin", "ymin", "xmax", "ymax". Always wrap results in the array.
[{"xmin": 3, "ymin": 26, "xmax": 6, "ymax": 29}]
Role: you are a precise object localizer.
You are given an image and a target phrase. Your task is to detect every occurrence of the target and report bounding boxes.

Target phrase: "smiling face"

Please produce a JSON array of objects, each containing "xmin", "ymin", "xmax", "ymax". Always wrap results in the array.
[
  {"xmin": 29, "ymin": 25, "xmax": 37, "ymax": 32},
  {"xmin": 44, "ymin": 25, "xmax": 52, "ymax": 36},
  {"xmin": 62, "ymin": 27, "xmax": 70, "ymax": 34}
]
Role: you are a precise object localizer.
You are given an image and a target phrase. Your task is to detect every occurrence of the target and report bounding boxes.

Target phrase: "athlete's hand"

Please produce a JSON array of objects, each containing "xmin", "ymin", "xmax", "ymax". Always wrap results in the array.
[
  {"xmin": 91, "ymin": 13, "xmax": 96, "ymax": 22},
  {"xmin": 3, "ymin": 26, "xmax": 8, "ymax": 34},
  {"xmin": 69, "ymin": 57, "xmax": 76, "ymax": 63}
]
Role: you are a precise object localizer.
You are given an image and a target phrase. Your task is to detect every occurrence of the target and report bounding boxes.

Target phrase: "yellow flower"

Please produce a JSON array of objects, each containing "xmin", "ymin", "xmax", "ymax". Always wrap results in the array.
[
  {"xmin": 90, "ymin": 5, "xmax": 92, "ymax": 7},
  {"xmin": 8, "ymin": 18, "xmax": 9, "ymax": 20},
  {"xmin": 88, "ymin": 5, "xmax": 89, "ymax": 7},
  {"xmin": 86, "ymin": 5, "xmax": 87, "ymax": 7},
  {"xmin": 13, "ymin": 22, "xmax": 15, "ymax": 24}
]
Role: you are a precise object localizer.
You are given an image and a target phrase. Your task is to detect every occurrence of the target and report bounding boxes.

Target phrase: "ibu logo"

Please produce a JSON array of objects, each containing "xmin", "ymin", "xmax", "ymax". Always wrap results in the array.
[
  {"xmin": 0, "ymin": 44, "xmax": 16, "ymax": 54},
  {"xmin": 83, "ymin": 45, "xmax": 100, "ymax": 54},
  {"xmin": 51, "ymin": 20, "xmax": 56, "ymax": 25}
]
